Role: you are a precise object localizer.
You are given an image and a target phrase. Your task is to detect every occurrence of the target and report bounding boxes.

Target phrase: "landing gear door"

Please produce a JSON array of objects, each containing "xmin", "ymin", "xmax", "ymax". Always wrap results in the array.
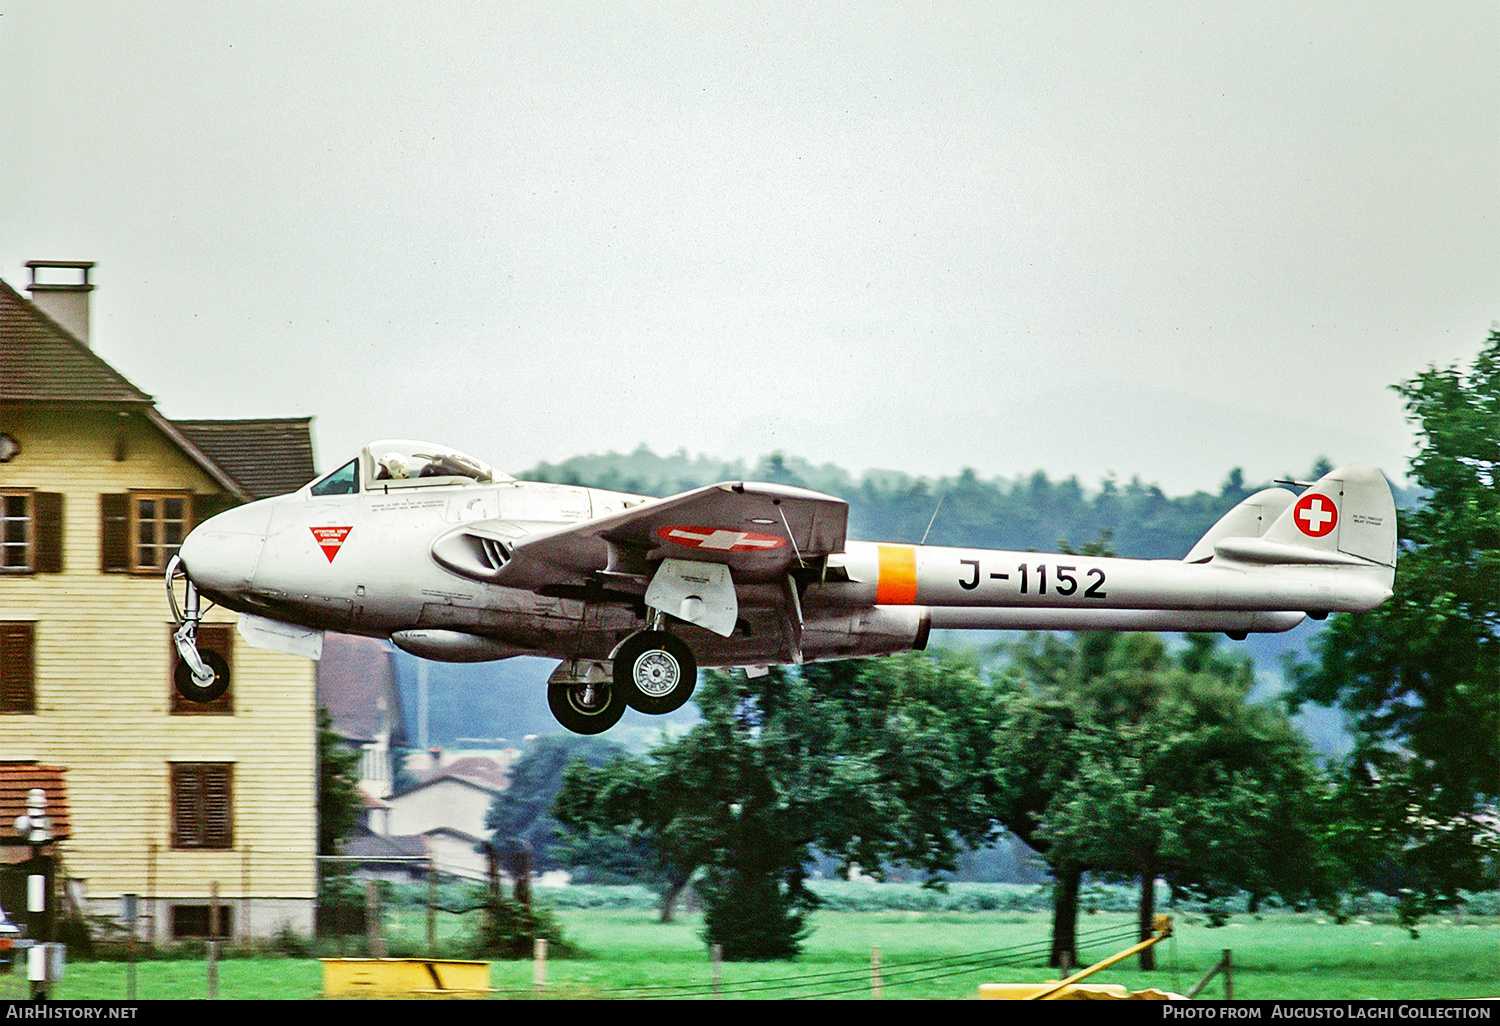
[{"xmin": 645, "ymin": 559, "xmax": 738, "ymax": 638}]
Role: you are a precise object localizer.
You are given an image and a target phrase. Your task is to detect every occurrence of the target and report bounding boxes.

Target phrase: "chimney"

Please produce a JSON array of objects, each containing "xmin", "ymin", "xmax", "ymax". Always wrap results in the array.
[{"xmin": 26, "ymin": 261, "xmax": 95, "ymax": 346}]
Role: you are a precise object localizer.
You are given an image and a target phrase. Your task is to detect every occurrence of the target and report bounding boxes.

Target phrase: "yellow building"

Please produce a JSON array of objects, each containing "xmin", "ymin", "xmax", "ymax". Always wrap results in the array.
[{"xmin": 0, "ymin": 262, "xmax": 319, "ymax": 941}]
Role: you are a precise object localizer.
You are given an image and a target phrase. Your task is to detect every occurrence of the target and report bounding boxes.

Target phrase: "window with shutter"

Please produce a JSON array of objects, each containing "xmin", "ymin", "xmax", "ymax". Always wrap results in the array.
[
  {"xmin": 0, "ymin": 622, "xmax": 35, "ymax": 713},
  {"xmin": 131, "ymin": 491, "xmax": 191, "ymax": 572},
  {"xmin": 0, "ymin": 491, "xmax": 55, "ymax": 572},
  {"xmin": 103, "ymin": 492, "xmax": 194, "ymax": 574},
  {"xmin": 170, "ymin": 763, "xmax": 233, "ymax": 849}
]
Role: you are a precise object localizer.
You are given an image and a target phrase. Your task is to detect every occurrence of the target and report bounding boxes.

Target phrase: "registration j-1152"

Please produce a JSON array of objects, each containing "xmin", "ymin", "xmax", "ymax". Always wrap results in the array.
[{"xmin": 958, "ymin": 560, "xmax": 1108, "ymax": 597}]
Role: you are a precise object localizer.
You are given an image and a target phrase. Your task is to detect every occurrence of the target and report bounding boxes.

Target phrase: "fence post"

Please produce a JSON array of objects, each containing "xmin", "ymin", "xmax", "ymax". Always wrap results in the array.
[
  {"xmin": 1188, "ymin": 948, "xmax": 1234, "ymax": 999},
  {"xmin": 712, "ymin": 943, "xmax": 722, "ymax": 998},
  {"xmin": 207, "ymin": 881, "xmax": 219, "ymax": 999},
  {"xmin": 122, "ymin": 894, "xmax": 138, "ymax": 1001},
  {"xmin": 871, "ymin": 945, "xmax": 882, "ymax": 1000},
  {"xmin": 366, "ymin": 880, "xmax": 384, "ymax": 958},
  {"xmin": 426, "ymin": 863, "xmax": 436, "ymax": 954},
  {"xmin": 533, "ymin": 937, "xmax": 547, "ymax": 994}
]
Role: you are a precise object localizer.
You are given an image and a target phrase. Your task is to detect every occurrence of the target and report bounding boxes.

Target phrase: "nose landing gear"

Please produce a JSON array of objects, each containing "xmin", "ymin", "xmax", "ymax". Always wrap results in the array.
[{"xmin": 167, "ymin": 557, "xmax": 231, "ymax": 703}]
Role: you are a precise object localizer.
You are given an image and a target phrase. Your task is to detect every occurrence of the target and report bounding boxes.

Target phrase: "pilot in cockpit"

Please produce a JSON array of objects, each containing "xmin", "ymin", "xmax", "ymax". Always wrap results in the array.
[{"xmin": 374, "ymin": 451, "xmax": 411, "ymax": 480}]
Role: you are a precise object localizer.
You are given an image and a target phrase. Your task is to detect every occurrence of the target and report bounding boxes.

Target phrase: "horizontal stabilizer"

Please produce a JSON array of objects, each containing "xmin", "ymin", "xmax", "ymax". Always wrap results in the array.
[{"xmin": 1183, "ymin": 487, "xmax": 1295, "ymax": 563}]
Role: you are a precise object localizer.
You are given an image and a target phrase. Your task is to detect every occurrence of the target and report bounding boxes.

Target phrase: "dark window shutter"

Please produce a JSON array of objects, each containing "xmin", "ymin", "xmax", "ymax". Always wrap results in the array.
[
  {"xmin": 172, "ymin": 763, "xmax": 233, "ymax": 849},
  {"xmin": 0, "ymin": 622, "xmax": 35, "ymax": 713},
  {"xmin": 34, "ymin": 493, "xmax": 62, "ymax": 573},
  {"xmin": 202, "ymin": 766, "xmax": 233, "ymax": 847},
  {"xmin": 100, "ymin": 493, "xmax": 129, "ymax": 572},
  {"xmin": 172, "ymin": 765, "xmax": 202, "ymax": 847}
]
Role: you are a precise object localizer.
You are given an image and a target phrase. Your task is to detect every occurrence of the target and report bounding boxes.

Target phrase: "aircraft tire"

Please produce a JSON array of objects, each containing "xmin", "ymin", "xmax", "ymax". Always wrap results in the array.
[
  {"xmin": 615, "ymin": 630, "xmax": 697, "ymax": 715},
  {"xmin": 548, "ymin": 679, "xmax": 627, "ymax": 735},
  {"xmin": 173, "ymin": 650, "xmax": 231, "ymax": 703}
]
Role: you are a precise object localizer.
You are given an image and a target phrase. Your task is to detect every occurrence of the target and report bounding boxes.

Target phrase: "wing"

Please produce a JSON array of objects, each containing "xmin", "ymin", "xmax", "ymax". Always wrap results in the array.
[{"xmin": 431, "ymin": 481, "xmax": 848, "ymax": 592}]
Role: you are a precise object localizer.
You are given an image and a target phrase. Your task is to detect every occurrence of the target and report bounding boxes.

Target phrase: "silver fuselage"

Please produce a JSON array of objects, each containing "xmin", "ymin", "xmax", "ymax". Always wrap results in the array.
[{"xmin": 179, "ymin": 466, "xmax": 1391, "ymax": 668}]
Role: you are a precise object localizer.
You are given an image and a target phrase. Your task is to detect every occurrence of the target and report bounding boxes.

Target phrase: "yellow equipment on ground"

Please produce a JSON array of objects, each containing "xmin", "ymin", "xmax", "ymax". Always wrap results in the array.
[{"xmin": 321, "ymin": 957, "xmax": 493, "ymax": 998}]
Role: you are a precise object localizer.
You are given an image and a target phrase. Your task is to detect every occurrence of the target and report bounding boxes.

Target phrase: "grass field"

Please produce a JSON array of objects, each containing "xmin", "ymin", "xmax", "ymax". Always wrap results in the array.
[{"xmin": 24, "ymin": 905, "xmax": 1500, "ymax": 1001}]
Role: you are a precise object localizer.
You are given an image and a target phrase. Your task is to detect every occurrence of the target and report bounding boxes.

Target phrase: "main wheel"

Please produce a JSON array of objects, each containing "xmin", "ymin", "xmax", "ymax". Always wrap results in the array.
[
  {"xmin": 174, "ymin": 650, "xmax": 231, "ymax": 703},
  {"xmin": 548, "ymin": 679, "xmax": 626, "ymax": 735},
  {"xmin": 614, "ymin": 631, "xmax": 697, "ymax": 715}
]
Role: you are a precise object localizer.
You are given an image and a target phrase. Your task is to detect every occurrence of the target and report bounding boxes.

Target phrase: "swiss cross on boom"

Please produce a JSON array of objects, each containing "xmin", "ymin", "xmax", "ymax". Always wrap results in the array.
[
  {"xmin": 1293, "ymin": 493, "xmax": 1338, "ymax": 538},
  {"xmin": 310, "ymin": 526, "xmax": 353, "ymax": 561}
]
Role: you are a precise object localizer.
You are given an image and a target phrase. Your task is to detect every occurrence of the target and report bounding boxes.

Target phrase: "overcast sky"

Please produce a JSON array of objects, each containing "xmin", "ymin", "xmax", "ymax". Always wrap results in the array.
[{"xmin": 3, "ymin": 2, "xmax": 1495, "ymax": 494}]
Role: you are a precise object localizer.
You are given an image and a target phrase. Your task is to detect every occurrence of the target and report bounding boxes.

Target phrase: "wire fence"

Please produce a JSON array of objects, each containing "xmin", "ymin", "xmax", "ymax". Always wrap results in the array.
[{"xmin": 479, "ymin": 919, "xmax": 1144, "ymax": 1000}]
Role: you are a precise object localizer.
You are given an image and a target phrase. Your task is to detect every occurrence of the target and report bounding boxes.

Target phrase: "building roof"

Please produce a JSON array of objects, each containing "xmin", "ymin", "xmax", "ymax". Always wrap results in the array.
[
  {"xmin": 0, "ymin": 763, "xmax": 70, "ymax": 844},
  {"xmin": 1, "ymin": 276, "xmax": 316, "ymax": 503},
  {"xmin": 0, "ymin": 280, "xmax": 152, "ymax": 406},
  {"xmin": 337, "ymin": 833, "xmax": 430, "ymax": 861},
  {"xmin": 392, "ymin": 765, "xmax": 508, "ymax": 802},
  {"xmin": 174, "ymin": 418, "xmax": 316, "ymax": 499},
  {"xmin": 318, "ymin": 634, "xmax": 407, "ymax": 746},
  {"xmin": 431, "ymin": 757, "xmax": 509, "ymax": 791}
]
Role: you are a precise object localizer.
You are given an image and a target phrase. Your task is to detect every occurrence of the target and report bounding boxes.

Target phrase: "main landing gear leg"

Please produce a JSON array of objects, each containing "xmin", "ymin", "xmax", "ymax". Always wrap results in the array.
[{"xmin": 167, "ymin": 557, "xmax": 231, "ymax": 703}]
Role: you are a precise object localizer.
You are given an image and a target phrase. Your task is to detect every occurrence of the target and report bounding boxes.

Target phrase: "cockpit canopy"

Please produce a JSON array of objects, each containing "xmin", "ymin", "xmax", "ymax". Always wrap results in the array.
[{"xmin": 308, "ymin": 440, "xmax": 512, "ymax": 497}]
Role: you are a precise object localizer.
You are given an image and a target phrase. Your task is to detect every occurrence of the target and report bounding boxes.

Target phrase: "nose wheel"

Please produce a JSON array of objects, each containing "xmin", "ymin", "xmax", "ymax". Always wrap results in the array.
[
  {"xmin": 167, "ymin": 557, "xmax": 231, "ymax": 703},
  {"xmin": 174, "ymin": 649, "xmax": 231, "ymax": 703},
  {"xmin": 613, "ymin": 630, "xmax": 697, "ymax": 715}
]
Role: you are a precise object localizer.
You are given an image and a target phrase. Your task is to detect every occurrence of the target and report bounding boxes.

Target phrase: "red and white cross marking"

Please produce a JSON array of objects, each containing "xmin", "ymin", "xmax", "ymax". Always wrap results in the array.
[
  {"xmin": 310, "ymin": 525, "xmax": 353, "ymax": 562},
  {"xmin": 656, "ymin": 525, "xmax": 787, "ymax": 552},
  {"xmin": 1293, "ymin": 493, "xmax": 1338, "ymax": 538}
]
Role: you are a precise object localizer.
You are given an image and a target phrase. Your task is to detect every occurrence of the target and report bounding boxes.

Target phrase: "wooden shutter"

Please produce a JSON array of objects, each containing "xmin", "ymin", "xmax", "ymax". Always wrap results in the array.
[
  {"xmin": 34, "ymin": 492, "xmax": 62, "ymax": 574},
  {"xmin": 0, "ymin": 622, "xmax": 35, "ymax": 713},
  {"xmin": 172, "ymin": 763, "xmax": 233, "ymax": 849},
  {"xmin": 100, "ymin": 493, "xmax": 129, "ymax": 572}
]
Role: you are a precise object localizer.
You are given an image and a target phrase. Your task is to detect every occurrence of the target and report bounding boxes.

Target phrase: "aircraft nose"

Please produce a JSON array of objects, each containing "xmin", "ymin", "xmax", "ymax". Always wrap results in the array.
[{"xmin": 179, "ymin": 498, "xmax": 274, "ymax": 600}]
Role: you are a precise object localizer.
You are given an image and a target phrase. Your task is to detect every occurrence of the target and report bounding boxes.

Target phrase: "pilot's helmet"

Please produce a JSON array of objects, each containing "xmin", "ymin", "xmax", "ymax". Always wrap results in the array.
[{"xmin": 379, "ymin": 452, "xmax": 410, "ymax": 479}]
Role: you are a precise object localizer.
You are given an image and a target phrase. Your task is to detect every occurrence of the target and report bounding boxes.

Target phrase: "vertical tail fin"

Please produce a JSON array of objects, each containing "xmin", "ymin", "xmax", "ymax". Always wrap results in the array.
[{"xmin": 1262, "ymin": 463, "xmax": 1397, "ymax": 568}]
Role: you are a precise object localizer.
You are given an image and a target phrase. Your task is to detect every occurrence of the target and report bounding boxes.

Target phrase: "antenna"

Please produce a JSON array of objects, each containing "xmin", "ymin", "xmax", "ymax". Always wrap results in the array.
[{"xmin": 920, "ymin": 493, "xmax": 945, "ymax": 546}]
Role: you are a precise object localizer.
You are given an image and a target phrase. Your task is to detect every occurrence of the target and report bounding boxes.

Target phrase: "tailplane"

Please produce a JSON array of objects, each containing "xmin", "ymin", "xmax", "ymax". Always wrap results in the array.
[
  {"xmin": 1261, "ymin": 463, "xmax": 1397, "ymax": 567},
  {"xmin": 1183, "ymin": 487, "xmax": 1295, "ymax": 563},
  {"xmin": 1206, "ymin": 464, "xmax": 1398, "ymax": 599}
]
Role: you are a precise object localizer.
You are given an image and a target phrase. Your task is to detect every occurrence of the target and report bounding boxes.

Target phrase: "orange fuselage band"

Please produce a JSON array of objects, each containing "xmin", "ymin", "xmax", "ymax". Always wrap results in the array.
[{"xmin": 875, "ymin": 544, "xmax": 919, "ymax": 605}]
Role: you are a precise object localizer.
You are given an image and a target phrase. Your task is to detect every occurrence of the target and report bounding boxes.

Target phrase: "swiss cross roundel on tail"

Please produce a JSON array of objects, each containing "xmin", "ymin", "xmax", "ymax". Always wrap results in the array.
[
  {"xmin": 310, "ymin": 526, "xmax": 353, "ymax": 561},
  {"xmin": 1293, "ymin": 493, "xmax": 1338, "ymax": 538}
]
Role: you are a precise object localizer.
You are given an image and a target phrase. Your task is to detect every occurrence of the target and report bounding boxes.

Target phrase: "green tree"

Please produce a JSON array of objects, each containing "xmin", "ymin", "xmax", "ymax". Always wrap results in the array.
[
  {"xmin": 1290, "ymin": 331, "xmax": 1500, "ymax": 912},
  {"xmin": 997, "ymin": 632, "xmax": 1333, "ymax": 968},
  {"xmin": 317, "ymin": 708, "xmax": 364, "ymax": 855},
  {"xmin": 486, "ymin": 734, "xmax": 623, "ymax": 873},
  {"xmin": 556, "ymin": 653, "xmax": 1001, "ymax": 958}
]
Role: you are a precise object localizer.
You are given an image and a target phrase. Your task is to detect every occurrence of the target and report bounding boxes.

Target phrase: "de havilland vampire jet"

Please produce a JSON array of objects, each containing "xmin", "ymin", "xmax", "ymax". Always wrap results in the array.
[{"xmin": 167, "ymin": 440, "xmax": 1398, "ymax": 734}]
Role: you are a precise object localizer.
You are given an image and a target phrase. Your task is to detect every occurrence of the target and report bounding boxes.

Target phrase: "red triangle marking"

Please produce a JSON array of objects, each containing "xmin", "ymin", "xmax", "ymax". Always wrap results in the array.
[{"xmin": 310, "ymin": 525, "xmax": 352, "ymax": 562}]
